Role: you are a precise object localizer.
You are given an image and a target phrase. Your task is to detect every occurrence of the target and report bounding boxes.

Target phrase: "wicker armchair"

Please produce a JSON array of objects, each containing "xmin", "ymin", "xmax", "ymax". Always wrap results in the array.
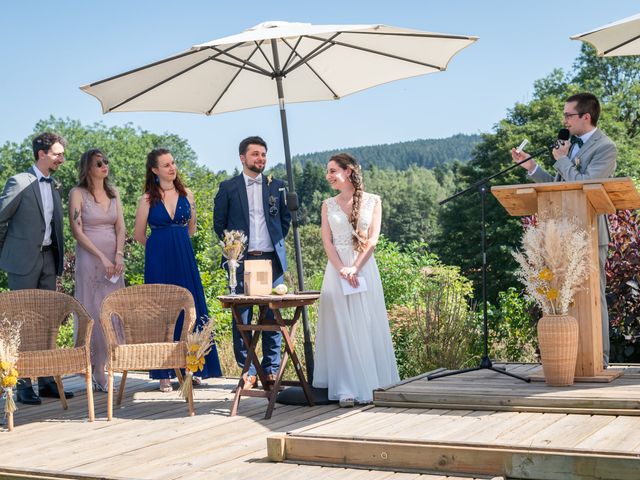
[
  {"xmin": 100, "ymin": 284, "xmax": 197, "ymax": 420},
  {"xmin": 0, "ymin": 289, "xmax": 95, "ymax": 424}
]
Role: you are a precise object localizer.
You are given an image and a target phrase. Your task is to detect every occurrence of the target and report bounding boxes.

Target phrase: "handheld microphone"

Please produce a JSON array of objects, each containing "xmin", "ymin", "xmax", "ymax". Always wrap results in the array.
[{"xmin": 552, "ymin": 128, "xmax": 571, "ymax": 149}]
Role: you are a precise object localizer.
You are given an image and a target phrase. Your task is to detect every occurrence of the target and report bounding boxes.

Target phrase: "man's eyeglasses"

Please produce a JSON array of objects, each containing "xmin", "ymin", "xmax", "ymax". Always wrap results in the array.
[
  {"xmin": 563, "ymin": 112, "xmax": 584, "ymax": 119},
  {"xmin": 95, "ymin": 159, "xmax": 109, "ymax": 168}
]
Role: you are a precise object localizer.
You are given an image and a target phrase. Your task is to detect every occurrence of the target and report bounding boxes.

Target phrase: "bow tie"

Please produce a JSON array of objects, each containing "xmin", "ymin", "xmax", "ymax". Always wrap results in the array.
[
  {"xmin": 39, "ymin": 177, "xmax": 53, "ymax": 184},
  {"xmin": 246, "ymin": 177, "xmax": 262, "ymax": 186},
  {"xmin": 570, "ymin": 136, "xmax": 584, "ymax": 148}
]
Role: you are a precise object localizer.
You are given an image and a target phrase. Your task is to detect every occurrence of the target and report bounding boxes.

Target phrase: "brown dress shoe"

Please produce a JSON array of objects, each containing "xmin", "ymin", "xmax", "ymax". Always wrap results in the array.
[
  {"xmin": 241, "ymin": 374, "xmax": 257, "ymax": 390},
  {"xmin": 264, "ymin": 373, "xmax": 284, "ymax": 391}
]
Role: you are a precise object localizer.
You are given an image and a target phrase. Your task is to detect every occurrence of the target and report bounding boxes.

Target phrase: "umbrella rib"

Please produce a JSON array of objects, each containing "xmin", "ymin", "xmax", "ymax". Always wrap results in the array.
[
  {"xmin": 206, "ymin": 44, "xmax": 263, "ymax": 115},
  {"xmin": 86, "ymin": 41, "xmax": 245, "ymax": 88},
  {"xmin": 603, "ymin": 33, "xmax": 640, "ymax": 55},
  {"xmin": 104, "ymin": 42, "xmax": 265, "ymax": 111},
  {"xmin": 205, "ymin": 49, "xmax": 271, "ymax": 76},
  {"xmin": 108, "ymin": 56, "xmax": 218, "ymax": 112},
  {"xmin": 343, "ymin": 30, "xmax": 477, "ymax": 41},
  {"xmin": 304, "ymin": 34, "xmax": 443, "ymax": 70},
  {"xmin": 208, "ymin": 45, "xmax": 273, "ymax": 76},
  {"xmin": 281, "ymin": 33, "xmax": 342, "ymax": 75},
  {"xmin": 253, "ymin": 40, "xmax": 277, "ymax": 74},
  {"xmin": 85, "ymin": 49, "xmax": 203, "ymax": 87},
  {"xmin": 279, "ymin": 38, "xmax": 340, "ymax": 99},
  {"xmin": 281, "ymin": 37, "xmax": 304, "ymax": 72}
]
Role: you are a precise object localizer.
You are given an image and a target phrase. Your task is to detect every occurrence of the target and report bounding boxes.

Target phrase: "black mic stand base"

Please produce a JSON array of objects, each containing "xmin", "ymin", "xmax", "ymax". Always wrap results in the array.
[{"xmin": 427, "ymin": 355, "xmax": 531, "ymax": 382}]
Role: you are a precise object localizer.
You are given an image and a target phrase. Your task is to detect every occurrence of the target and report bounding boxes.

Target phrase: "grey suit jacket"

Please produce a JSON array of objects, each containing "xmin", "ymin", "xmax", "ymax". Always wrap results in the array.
[
  {"xmin": 530, "ymin": 128, "xmax": 617, "ymax": 246},
  {"xmin": 0, "ymin": 167, "xmax": 64, "ymax": 276}
]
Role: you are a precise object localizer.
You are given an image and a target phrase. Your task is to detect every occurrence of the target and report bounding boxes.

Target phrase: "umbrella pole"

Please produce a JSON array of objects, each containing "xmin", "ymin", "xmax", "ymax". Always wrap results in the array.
[{"xmin": 271, "ymin": 39, "xmax": 315, "ymax": 383}]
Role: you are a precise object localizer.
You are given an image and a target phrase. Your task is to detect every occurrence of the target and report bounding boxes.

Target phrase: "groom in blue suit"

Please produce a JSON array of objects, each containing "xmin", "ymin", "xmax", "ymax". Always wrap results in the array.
[{"xmin": 214, "ymin": 136, "xmax": 291, "ymax": 389}]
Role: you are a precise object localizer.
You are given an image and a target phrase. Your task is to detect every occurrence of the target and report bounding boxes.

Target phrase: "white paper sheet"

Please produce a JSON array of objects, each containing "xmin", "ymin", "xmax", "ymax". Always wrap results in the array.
[{"xmin": 340, "ymin": 276, "xmax": 368, "ymax": 296}]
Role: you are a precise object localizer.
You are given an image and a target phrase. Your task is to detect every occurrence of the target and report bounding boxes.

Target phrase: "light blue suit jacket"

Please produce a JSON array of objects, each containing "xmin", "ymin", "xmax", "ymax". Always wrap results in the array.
[{"xmin": 530, "ymin": 128, "xmax": 617, "ymax": 245}]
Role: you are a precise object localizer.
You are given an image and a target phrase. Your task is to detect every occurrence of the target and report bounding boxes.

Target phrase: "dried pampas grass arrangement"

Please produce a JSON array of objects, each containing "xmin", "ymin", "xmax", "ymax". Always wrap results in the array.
[
  {"xmin": 178, "ymin": 316, "xmax": 216, "ymax": 402},
  {"xmin": 513, "ymin": 216, "xmax": 591, "ymax": 315}
]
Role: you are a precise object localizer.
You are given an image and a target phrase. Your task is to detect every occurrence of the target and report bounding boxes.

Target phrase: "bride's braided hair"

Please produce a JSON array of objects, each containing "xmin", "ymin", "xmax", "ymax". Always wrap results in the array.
[{"xmin": 330, "ymin": 153, "xmax": 366, "ymax": 252}]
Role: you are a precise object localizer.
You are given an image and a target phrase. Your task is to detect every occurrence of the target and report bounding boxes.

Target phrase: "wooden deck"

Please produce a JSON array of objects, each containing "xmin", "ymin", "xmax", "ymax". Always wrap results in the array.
[
  {"xmin": 269, "ymin": 364, "xmax": 640, "ymax": 480},
  {"xmin": 0, "ymin": 373, "xmax": 494, "ymax": 480},
  {"xmin": 374, "ymin": 363, "xmax": 640, "ymax": 415}
]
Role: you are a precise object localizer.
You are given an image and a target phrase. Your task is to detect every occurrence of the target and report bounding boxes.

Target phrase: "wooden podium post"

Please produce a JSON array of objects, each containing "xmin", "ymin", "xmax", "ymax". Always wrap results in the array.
[{"xmin": 492, "ymin": 178, "xmax": 640, "ymax": 382}]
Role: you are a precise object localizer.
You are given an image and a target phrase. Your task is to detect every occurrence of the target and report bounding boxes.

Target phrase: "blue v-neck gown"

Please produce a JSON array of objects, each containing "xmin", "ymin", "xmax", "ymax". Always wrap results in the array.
[{"xmin": 145, "ymin": 195, "xmax": 222, "ymax": 379}]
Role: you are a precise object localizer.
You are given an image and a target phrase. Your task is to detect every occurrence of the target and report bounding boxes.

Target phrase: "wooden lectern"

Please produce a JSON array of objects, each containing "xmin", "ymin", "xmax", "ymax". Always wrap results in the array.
[{"xmin": 492, "ymin": 178, "xmax": 640, "ymax": 382}]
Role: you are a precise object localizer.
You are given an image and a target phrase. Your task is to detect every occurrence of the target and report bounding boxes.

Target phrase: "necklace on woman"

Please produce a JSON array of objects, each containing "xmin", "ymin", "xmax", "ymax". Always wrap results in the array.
[{"xmin": 161, "ymin": 186, "xmax": 175, "ymax": 192}]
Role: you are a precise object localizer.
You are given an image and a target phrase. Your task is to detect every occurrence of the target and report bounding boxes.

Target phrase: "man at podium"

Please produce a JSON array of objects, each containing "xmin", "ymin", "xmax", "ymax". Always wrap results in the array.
[{"xmin": 511, "ymin": 92, "xmax": 617, "ymax": 368}]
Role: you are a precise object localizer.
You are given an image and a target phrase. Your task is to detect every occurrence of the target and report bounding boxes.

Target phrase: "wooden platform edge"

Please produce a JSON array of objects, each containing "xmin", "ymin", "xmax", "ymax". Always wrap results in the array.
[
  {"xmin": 529, "ymin": 368, "xmax": 624, "ymax": 383},
  {"xmin": 270, "ymin": 434, "xmax": 640, "ymax": 480},
  {"xmin": 0, "ymin": 465, "xmax": 125, "ymax": 480},
  {"xmin": 371, "ymin": 400, "xmax": 640, "ymax": 416}
]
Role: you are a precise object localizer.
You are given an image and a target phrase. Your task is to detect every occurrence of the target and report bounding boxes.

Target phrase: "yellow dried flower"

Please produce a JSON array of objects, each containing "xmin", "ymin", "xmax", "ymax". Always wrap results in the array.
[
  {"xmin": 0, "ymin": 360, "xmax": 10, "ymax": 371},
  {"xmin": 189, "ymin": 344, "xmax": 199, "ymax": 353},
  {"xmin": 538, "ymin": 268, "xmax": 554, "ymax": 282},
  {"xmin": 2, "ymin": 375, "xmax": 17, "ymax": 388},
  {"xmin": 546, "ymin": 288, "xmax": 559, "ymax": 300},
  {"xmin": 186, "ymin": 354, "xmax": 197, "ymax": 364}
]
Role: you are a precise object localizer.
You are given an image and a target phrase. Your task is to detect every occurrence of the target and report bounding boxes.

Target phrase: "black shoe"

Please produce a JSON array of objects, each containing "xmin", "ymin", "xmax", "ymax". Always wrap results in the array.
[
  {"xmin": 17, "ymin": 388, "xmax": 42, "ymax": 405},
  {"xmin": 38, "ymin": 383, "xmax": 74, "ymax": 399}
]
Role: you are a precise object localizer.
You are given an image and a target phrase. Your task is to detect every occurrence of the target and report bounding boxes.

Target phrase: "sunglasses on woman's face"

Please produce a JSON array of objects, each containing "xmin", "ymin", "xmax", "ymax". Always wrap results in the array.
[{"xmin": 95, "ymin": 159, "xmax": 109, "ymax": 168}]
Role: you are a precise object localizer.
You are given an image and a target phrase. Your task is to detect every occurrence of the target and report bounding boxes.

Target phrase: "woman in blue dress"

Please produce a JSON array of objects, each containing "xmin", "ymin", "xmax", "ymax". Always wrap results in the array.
[{"xmin": 134, "ymin": 148, "xmax": 222, "ymax": 392}]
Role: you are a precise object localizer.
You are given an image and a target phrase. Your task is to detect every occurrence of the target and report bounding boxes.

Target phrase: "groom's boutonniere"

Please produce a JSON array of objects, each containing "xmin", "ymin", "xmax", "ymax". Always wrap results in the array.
[
  {"xmin": 268, "ymin": 195, "xmax": 278, "ymax": 216},
  {"xmin": 574, "ymin": 157, "xmax": 582, "ymax": 172},
  {"xmin": 53, "ymin": 179, "xmax": 62, "ymax": 191},
  {"xmin": 266, "ymin": 174, "xmax": 273, "ymax": 187}
]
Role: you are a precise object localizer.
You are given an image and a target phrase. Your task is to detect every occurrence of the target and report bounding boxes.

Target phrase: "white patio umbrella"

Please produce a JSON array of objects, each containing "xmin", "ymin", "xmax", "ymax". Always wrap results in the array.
[
  {"xmin": 80, "ymin": 20, "xmax": 478, "ymax": 381},
  {"xmin": 571, "ymin": 13, "xmax": 640, "ymax": 56}
]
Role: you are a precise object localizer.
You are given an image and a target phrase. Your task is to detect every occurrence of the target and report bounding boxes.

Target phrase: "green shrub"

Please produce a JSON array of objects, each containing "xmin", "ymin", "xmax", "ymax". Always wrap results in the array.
[
  {"xmin": 56, "ymin": 317, "xmax": 74, "ymax": 348},
  {"xmin": 388, "ymin": 264, "xmax": 476, "ymax": 378},
  {"xmin": 376, "ymin": 238, "xmax": 438, "ymax": 307},
  {"xmin": 470, "ymin": 287, "xmax": 538, "ymax": 363}
]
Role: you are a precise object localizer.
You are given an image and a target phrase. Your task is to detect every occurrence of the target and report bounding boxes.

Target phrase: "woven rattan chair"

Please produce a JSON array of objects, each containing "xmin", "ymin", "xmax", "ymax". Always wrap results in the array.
[
  {"xmin": 100, "ymin": 284, "xmax": 197, "ymax": 420},
  {"xmin": 0, "ymin": 289, "xmax": 95, "ymax": 424}
]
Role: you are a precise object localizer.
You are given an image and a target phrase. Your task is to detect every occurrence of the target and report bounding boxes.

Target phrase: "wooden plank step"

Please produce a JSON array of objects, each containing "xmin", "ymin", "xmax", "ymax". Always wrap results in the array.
[{"xmin": 268, "ymin": 433, "xmax": 640, "ymax": 480}]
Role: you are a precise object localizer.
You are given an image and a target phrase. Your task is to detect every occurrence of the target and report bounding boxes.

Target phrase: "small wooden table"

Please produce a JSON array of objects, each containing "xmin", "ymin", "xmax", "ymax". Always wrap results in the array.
[{"xmin": 218, "ymin": 293, "xmax": 320, "ymax": 419}]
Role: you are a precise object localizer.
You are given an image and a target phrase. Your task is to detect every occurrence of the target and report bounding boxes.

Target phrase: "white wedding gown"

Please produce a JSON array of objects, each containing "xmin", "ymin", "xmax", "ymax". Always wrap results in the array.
[{"xmin": 313, "ymin": 192, "xmax": 400, "ymax": 403}]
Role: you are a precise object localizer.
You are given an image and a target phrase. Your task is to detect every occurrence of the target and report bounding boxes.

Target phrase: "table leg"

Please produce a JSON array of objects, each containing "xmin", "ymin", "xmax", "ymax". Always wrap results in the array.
[
  {"xmin": 230, "ymin": 305, "xmax": 264, "ymax": 416},
  {"xmin": 265, "ymin": 307, "xmax": 314, "ymax": 419},
  {"xmin": 281, "ymin": 315, "xmax": 315, "ymax": 406}
]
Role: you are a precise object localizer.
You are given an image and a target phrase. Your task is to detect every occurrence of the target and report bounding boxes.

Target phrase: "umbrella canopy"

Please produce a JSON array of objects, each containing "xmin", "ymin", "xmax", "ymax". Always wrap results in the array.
[
  {"xmin": 571, "ymin": 13, "xmax": 640, "ymax": 57},
  {"xmin": 80, "ymin": 20, "xmax": 477, "ymax": 383},
  {"xmin": 81, "ymin": 21, "xmax": 477, "ymax": 114}
]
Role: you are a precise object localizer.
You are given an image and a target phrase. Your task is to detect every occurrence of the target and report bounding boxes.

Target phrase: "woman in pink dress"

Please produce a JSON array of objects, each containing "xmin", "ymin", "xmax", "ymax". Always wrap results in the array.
[{"xmin": 69, "ymin": 149, "xmax": 126, "ymax": 391}]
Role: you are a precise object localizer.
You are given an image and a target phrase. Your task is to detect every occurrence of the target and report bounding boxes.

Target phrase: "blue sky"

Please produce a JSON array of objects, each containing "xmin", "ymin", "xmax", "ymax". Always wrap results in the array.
[{"xmin": 2, "ymin": 1, "xmax": 638, "ymax": 172}]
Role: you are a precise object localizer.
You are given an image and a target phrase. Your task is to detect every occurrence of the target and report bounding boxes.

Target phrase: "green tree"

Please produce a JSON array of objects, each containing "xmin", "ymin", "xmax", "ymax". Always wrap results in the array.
[
  {"xmin": 0, "ymin": 118, "xmax": 228, "ymax": 297},
  {"xmin": 434, "ymin": 46, "xmax": 640, "ymax": 302}
]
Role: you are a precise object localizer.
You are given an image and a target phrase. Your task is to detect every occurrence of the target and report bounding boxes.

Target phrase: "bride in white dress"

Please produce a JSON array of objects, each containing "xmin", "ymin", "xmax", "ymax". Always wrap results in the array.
[{"xmin": 312, "ymin": 153, "xmax": 400, "ymax": 407}]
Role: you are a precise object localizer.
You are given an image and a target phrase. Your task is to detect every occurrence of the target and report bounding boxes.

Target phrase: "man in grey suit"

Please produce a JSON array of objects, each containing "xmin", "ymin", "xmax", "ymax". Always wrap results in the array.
[
  {"xmin": 0, "ymin": 132, "xmax": 74, "ymax": 404},
  {"xmin": 511, "ymin": 92, "xmax": 617, "ymax": 367}
]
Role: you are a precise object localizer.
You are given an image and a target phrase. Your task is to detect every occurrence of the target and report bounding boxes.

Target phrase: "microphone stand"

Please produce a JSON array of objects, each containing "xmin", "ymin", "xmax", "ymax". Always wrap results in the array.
[{"xmin": 427, "ymin": 146, "xmax": 552, "ymax": 382}]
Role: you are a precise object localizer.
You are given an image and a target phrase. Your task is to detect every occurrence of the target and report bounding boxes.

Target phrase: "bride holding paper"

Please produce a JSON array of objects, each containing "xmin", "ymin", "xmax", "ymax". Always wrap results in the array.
[{"xmin": 312, "ymin": 153, "xmax": 399, "ymax": 407}]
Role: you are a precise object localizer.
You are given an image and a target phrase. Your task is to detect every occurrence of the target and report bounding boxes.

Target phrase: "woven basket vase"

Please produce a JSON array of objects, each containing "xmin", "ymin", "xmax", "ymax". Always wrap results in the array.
[{"xmin": 537, "ymin": 314, "xmax": 579, "ymax": 386}]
